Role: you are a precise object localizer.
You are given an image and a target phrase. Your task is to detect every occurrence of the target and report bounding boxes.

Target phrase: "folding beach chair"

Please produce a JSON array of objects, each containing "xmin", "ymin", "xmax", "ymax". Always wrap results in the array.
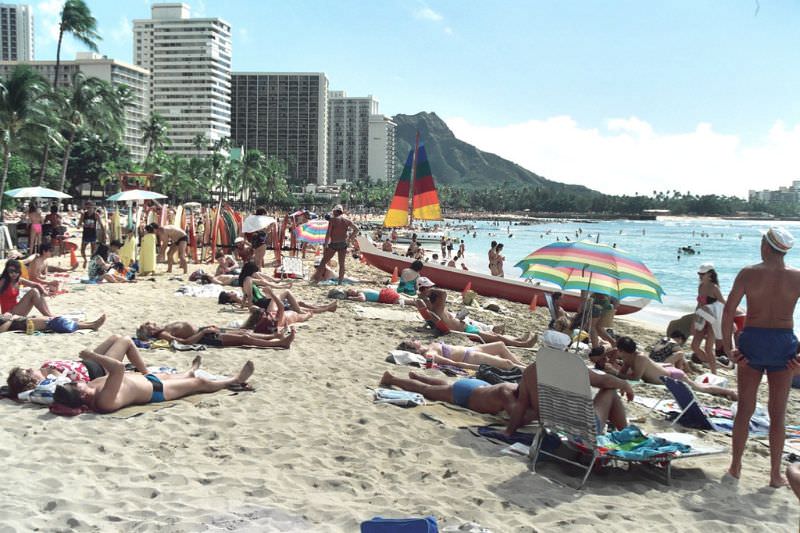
[
  {"xmin": 276, "ymin": 256, "xmax": 305, "ymax": 280},
  {"xmin": 659, "ymin": 376, "xmax": 716, "ymax": 430},
  {"xmin": 529, "ymin": 347, "xmax": 724, "ymax": 488}
]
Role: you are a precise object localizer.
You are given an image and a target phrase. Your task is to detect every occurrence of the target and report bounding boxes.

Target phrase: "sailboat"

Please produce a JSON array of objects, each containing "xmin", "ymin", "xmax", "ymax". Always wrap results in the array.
[{"xmin": 383, "ymin": 133, "xmax": 444, "ymax": 244}]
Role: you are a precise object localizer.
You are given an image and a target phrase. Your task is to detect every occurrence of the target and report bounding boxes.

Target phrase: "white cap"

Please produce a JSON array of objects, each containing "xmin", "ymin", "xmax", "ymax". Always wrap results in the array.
[
  {"xmin": 762, "ymin": 226, "xmax": 794, "ymax": 253},
  {"xmin": 234, "ymin": 237, "xmax": 245, "ymax": 244},
  {"xmin": 697, "ymin": 262, "xmax": 715, "ymax": 274},
  {"xmin": 417, "ymin": 277, "xmax": 435, "ymax": 288}
]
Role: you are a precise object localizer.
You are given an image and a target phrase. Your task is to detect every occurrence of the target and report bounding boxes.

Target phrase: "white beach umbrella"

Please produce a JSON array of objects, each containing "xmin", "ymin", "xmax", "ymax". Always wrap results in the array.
[
  {"xmin": 106, "ymin": 189, "xmax": 167, "ymax": 202},
  {"xmin": 243, "ymin": 214, "xmax": 276, "ymax": 233},
  {"xmin": 4, "ymin": 186, "xmax": 72, "ymax": 199}
]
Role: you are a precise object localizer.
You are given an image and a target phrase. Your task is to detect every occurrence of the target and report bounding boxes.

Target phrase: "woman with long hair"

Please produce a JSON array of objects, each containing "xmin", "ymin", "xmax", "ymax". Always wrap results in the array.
[{"xmin": 0, "ymin": 260, "xmax": 54, "ymax": 316}]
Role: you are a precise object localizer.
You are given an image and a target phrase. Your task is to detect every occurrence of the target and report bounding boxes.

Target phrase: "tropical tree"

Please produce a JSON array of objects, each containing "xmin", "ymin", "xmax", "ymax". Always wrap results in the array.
[
  {"xmin": 56, "ymin": 72, "xmax": 127, "ymax": 196},
  {"xmin": 0, "ymin": 66, "xmax": 48, "ymax": 219},
  {"xmin": 53, "ymin": 0, "xmax": 100, "ymax": 88},
  {"xmin": 141, "ymin": 112, "xmax": 171, "ymax": 162}
]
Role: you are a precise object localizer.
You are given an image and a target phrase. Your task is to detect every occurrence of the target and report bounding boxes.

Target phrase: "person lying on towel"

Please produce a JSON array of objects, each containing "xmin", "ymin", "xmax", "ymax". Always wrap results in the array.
[
  {"xmin": 6, "ymin": 334, "xmax": 150, "ymax": 399},
  {"xmin": 0, "ymin": 313, "xmax": 105, "ymax": 334},
  {"xmin": 51, "ymin": 351, "xmax": 253, "ymax": 414},
  {"xmin": 136, "ymin": 320, "xmax": 294, "ymax": 349}
]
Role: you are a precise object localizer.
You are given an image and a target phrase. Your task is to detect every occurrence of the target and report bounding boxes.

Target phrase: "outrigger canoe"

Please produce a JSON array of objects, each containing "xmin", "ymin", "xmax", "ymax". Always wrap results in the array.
[{"xmin": 356, "ymin": 236, "xmax": 649, "ymax": 316}]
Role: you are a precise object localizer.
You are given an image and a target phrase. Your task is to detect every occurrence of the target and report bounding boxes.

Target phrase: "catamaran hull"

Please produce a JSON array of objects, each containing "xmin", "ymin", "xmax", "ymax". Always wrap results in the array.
[{"xmin": 357, "ymin": 237, "xmax": 648, "ymax": 315}]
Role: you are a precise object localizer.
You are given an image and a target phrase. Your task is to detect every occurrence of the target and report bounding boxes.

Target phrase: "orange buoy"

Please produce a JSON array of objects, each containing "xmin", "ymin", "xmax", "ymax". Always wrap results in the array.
[
  {"xmin": 462, "ymin": 282, "xmax": 472, "ymax": 295},
  {"xmin": 529, "ymin": 294, "xmax": 539, "ymax": 311},
  {"xmin": 69, "ymin": 247, "xmax": 79, "ymax": 269},
  {"xmin": 390, "ymin": 266, "xmax": 399, "ymax": 284}
]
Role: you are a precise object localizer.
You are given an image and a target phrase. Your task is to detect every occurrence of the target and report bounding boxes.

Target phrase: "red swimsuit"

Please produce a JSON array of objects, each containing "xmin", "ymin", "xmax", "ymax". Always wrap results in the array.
[{"xmin": 0, "ymin": 283, "xmax": 19, "ymax": 313}]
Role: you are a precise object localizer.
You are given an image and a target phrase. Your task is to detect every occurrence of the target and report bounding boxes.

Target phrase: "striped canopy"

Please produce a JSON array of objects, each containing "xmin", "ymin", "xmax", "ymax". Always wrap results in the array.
[
  {"xmin": 295, "ymin": 219, "xmax": 328, "ymax": 244},
  {"xmin": 515, "ymin": 240, "xmax": 664, "ymax": 302}
]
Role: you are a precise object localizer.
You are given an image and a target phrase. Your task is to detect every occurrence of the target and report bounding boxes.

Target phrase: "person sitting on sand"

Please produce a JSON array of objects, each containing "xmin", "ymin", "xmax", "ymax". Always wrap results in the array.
[
  {"xmin": 416, "ymin": 277, "xmax": 504, "ymax": 335},
  {"xmin": 136, "ymin": 320, "xmax": 295, "ymax": 349},
  {"xmin": 505, "ymin": 362, "xmax": 634, "ymax": 436},
  {"xmin": 1, "ymin": 313, "xmax": 105, "ymax": 334},
  {"xmin": 51, "ymin": 350, "xmax": 254, "ymax": 414},
  {"xmin": 22, "ymin": 242, "xmax": 75, "ymax": 293},
  {"xmin": 381, "ymin": 238, "xmax": 393, "ymax": 252},
  {"xmin": 612, "ymin": 336, "xmax": 738, "ymax": 400},
  {"xmin": 338, "ymin": 287, "xmax": 416, "ymax": 306},
  {"xmin": 396, "ymin": 338, "xmax": 529, "ymax": 370},
  {"xmin": 0, "ymin": 260, "xmax": 54, "ymax": 317},
  {"xmin": 647, "ymin": 330, "xmax": 690, "ymax": 372},
  {"xmin": 149, "ymin": 222, "xmax": 188, "ymax": 274},
  {"xmin": 88, "ymin": 244, "xmax": 132, "ymax": 283},
  {"xmin": 6, "ymin": 333, "xmax": 148, "ymax": 398},
  {"xmin": 214, "ymin": 250, "xmax": 240, "ymax": 276},
  {"xmin": 397, "ymin": 260, "xmax": 423, "ymax": 295}
]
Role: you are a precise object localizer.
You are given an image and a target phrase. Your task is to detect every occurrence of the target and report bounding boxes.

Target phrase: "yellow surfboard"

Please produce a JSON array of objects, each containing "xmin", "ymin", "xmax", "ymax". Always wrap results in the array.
[
  {"xmin": 174, "ymin": 205, "xmax": 185, "ymax": 230},
  {"xmin": 140, "ymin": 233, "xmax": 157, "ymax": 274}
]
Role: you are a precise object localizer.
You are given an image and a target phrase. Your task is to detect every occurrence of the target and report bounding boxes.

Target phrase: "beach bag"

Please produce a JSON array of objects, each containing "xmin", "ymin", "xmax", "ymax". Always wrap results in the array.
[
  {"xmin": 361, "ymin": 516, "xmax": 438, "ymax": 533},
  {"xmin": 46, "ymin": 316, "xmax": 78, "ymax": 334},
  {"xmin": 475, "ymin": 364, "xmax": 523, "ymax": 385}
]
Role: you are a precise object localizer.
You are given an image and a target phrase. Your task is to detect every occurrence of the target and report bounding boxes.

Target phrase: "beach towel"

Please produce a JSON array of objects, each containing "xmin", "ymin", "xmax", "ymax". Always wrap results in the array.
[
  {"xmin": 174, "ymin": 284, "xmax": 238, "ymax": 298},
  {"xmin": 695, "ymin": 301, "xmax": 724, "ymax": 339},
  {"xmin": 373, "ymin": 388, "xmax": 425, "ymax": 407},
  {"xmin": 385, "ymin": 350, "xmax": 428, "ymax": 367},
  {"xmin": 361, "ymin": 516, "xmax": 438, "ymax": 533},
  {"xmin": 171, "ymin": 340, "xmax": 207, "ymax": 352},
  {"xmin": 596, "ymin": 425, "xmax": 691, "ymax": 460}
]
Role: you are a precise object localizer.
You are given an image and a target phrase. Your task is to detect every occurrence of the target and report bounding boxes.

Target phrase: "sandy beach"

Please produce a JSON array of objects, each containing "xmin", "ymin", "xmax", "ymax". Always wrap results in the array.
[{"xmin": 0, "ymin": 251, "xmax": 798, "ymax": 532}]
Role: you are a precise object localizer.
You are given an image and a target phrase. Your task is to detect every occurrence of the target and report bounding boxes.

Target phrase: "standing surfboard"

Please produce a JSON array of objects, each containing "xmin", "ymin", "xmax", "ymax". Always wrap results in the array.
[{"xmin": 140, "ymin": 233, "xmax": 157, "ymax": 275}]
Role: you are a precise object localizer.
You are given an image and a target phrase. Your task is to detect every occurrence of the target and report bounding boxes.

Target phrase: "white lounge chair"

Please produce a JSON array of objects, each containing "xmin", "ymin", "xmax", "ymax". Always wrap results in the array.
[
  {"xmin": 529, "ymin": 346, "xmax": 725, "ymax": 488},
  {"xmin": 276, "ymin": 256, "xmax": 304, "ymax": 280}
]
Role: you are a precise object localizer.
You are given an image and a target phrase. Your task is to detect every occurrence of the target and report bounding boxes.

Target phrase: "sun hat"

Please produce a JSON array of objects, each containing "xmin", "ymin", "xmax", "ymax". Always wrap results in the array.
[
  {"xmin": 234, "ymin": 237, "xmax": 245, "ymax": 244},
  {"xmin": 697, "ymin": 262, "xmax": 715, "ymax": 274},
  {"xmin": 761, "ymin": 226, "xmax": 794, "ymax": 253},
  {"xmin": 417, "ymin": 277, "xmax": 435, "ymax": 288}
]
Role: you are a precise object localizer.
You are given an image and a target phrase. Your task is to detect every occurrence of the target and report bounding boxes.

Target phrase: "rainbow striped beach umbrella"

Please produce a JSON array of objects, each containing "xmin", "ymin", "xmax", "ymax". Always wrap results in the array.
[
  {"xmin": 295, "ymin": 219, "xmax": 328, "ymax": 244},
  {"xmin": 515, "ymin": 241, "xmax": 664, "ymax": 302}
]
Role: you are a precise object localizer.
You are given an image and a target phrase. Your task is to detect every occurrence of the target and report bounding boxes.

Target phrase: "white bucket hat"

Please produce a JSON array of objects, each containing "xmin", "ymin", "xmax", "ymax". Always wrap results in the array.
[{"xmin": 761, "ymin": 226, "xmax": 794, "ymax": 253}]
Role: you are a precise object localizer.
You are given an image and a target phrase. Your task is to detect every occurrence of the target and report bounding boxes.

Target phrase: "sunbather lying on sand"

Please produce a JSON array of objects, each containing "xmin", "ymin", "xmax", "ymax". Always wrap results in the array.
[
  {"xmin": 416, "ymin": 278, "xmax": 505, "ymax": 335},
  {"xmin": 612, "ymin": 336, "xmax": 738, "ymax": 400},
  {"xmin": 396, "ymin": 338, "xmax": 530, "ymax": 370},
  {"xmin": 7, "ymin": 334, "xmax": 151, "ymax": 399},
  {"xmin": 0, "ymin": 313, "xmax": 105, "ymax": 333},
  {"xmin": 380, "ymin": 371, "xmax": 520, "ymax": 416},
  {"xmin": 504, "ymin": 363, "xmax": 634, "ymax": 436},
  {"xmin": 337, "ymin": 287, "xmax": 416, "ymax": 306},
  {"xmin": 136, "ymin": 321, "xmax": 294, "ymax": 349},
  {"xmin": 51, "ymin": 350, "xmax": 253, "ymax": 413}
]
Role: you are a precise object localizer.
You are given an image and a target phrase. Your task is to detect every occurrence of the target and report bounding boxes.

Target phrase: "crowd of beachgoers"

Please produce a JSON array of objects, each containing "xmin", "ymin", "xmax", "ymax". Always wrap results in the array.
[{"xmin": 0, "ymin": 201, "xmax": 798, "ymax": 531}]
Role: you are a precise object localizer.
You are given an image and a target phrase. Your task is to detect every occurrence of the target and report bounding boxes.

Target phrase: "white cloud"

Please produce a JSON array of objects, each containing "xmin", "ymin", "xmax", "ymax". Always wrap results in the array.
[
  {"xmin": 445, "ymin": 115, "xmax": 800, "ymax": 198},
  {"xmin": 414, "ymin": 6, "xmax": 443, "ymax": 22}
]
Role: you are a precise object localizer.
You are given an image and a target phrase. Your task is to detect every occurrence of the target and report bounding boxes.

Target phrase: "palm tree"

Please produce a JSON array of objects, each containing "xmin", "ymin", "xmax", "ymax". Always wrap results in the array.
[
  {"xmin": 141, "ymin": 112, "xmax": 171, "ymax": 162},
  {"xmin": 239, "ymin": 149, "xmax": 264, "ymax": 207},
  {"xmin": 0, "ymin": 66, "xmax": 48, "ymax": 220},
  {"xmin": 53, "ymin": 0, "xmax": 100, "ymax": 89},
  {"xmin": 56, "ymin": 72, "xmax": 126, "ymax": 196}
]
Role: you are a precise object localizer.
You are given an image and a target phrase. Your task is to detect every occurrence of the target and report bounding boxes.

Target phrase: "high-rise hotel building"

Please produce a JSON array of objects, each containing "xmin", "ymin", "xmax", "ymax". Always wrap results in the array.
[
  {"xmin": 133, "ymin": 3, "xmax": 231, "ymax": 155},
  {"xmin": 231, "ymin": 72, "xmax": 328, "ymax": 185},
  {"xmin": 328, "ymin": 91, "xmax": 396, "ymax": 183},
  {"xmin": 0, "ymin": 53, "xmax": 150, "ymax": 161},
  {"xmin": 0, "ymin": 4, "xmax": 33, "ymax": 61}
]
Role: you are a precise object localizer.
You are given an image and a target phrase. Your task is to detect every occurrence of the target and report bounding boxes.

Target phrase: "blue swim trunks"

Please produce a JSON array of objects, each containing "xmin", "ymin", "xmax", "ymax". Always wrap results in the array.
[
  {"xmin": 144, "ymin": 374, "xmax": 165, "ymax": 403},
  {"xmin": 738, "ymin": 327, "xmax": 798, "ymax": 373},
  {"xmin": 451, "ymin": 378, "xmax": 490, "ymax": 408}
]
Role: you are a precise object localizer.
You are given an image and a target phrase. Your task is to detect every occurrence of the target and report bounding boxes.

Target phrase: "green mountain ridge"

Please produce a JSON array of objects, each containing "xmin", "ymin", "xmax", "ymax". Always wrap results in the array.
[{"xmin": 392, "ymin": 112, "xmax": 598, "ymax": 196}]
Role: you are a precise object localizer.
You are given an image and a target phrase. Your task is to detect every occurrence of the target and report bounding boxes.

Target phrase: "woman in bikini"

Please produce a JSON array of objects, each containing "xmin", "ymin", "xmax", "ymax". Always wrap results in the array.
[
  {"xmin": 136, "ymin": 320, "xmax": 295, "ymax": 349},
  {"xmin": 487, "ymin": 241, "xmax": 498, "ymax": 275},
  {"xmin": 28, "ymin": 202, "xmax": 43, "ymax": 254},
  {"xmin": 397, "ymin": 339, "xmax": 527, "ymax": 370},
  {"xmin": 0, "ymin": 260, "xmax": 54, "ymax": 317},
  {"xmin": 692, "ymin": 263, "xmax": 726, "ymax": 374},
  {"xmin": 0, "ymin": 313, "xmax": 105, "ymax": 334}
]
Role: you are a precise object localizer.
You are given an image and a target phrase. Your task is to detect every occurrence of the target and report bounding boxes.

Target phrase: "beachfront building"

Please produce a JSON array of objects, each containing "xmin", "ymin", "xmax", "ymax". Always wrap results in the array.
[
  {"xmin": 133, "ymin": 3, "xmax": 231, "ymax": 156},
  {"xmin": 367, "ymin": 114, "xmax": 397, "ymax": 183},
  {"xmin": 0, "ymin": 53, "xmax": 150, "ymax": 161},
  {"xmin": 749, "ymin": 180, "xmax": 800, "ymax": 205},
  {"xmin": 0, "ymin": 4, "xmax": 33, "ymax": 61},
  {"xmin": 231, "ymin": 72, "xmax": 329, "ymax": 185},
  {"xmin": 327, "ymin": 91, "xmax": 376, "ymax": 183}
]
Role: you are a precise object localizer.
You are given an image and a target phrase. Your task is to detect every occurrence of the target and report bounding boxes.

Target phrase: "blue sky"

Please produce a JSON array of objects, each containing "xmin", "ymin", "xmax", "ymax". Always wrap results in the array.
[{"xmin": 32, "ymin": 1, "xmax": 800, "ymax": 196}]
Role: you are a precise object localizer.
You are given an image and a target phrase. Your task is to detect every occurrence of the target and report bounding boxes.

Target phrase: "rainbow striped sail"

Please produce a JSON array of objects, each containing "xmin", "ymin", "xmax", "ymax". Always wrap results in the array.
[
  {"xmin": 383, "ymin": 150, "xmax": 413, "ymax": 227},
  {"xmin": 411, "ymin": 145, "xmax": 441, "ymax": 221},
  {"xmin": 384, "ymin": 139, "xmax": 442, "ymax": 227}
]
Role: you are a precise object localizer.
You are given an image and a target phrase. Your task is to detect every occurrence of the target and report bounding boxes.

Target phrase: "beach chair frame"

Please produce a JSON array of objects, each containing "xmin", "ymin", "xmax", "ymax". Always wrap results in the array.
[
  {"xmin": 277, "ymin": 256, "xmax": 305, "ymax": 280},
  {"xmin": 659, "ymin": 376, "xmax": 715, "ymax": 430}
]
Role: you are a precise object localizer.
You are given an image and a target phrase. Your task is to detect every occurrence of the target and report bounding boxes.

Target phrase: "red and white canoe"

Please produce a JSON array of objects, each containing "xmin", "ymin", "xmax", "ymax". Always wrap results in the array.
[{"xmin": 357, "ymin": 237, "xmax": 649, "ymax": 316}]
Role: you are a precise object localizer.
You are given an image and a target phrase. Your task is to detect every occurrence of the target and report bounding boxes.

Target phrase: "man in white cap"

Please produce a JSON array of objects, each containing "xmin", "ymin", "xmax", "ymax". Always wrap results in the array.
[
  {"xmin": 312, "ymin": 204, "xmax": 359, "ymax": 284},
  {"xmin": 722, "ymin": 226, "xmax": 800, "ymax": 487}
]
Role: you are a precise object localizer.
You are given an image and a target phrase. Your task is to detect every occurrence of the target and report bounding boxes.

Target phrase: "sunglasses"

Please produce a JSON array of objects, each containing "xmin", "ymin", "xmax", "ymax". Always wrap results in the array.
[{"xmin": 7, "ymin": 270, "xmax": 20, "ymax": 274}]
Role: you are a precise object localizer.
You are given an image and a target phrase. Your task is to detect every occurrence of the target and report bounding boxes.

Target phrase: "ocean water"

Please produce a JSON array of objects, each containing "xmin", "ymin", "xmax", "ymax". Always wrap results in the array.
[{"xmin": 426, "ymin": 216, "xmax": 800, "ymax": 332}]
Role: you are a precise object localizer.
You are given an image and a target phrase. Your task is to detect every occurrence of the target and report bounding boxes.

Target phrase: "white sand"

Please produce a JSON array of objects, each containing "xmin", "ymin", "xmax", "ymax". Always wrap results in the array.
[{"xmin": 0, "ymin": 252, "xmax": 797, "ymax": 532}]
